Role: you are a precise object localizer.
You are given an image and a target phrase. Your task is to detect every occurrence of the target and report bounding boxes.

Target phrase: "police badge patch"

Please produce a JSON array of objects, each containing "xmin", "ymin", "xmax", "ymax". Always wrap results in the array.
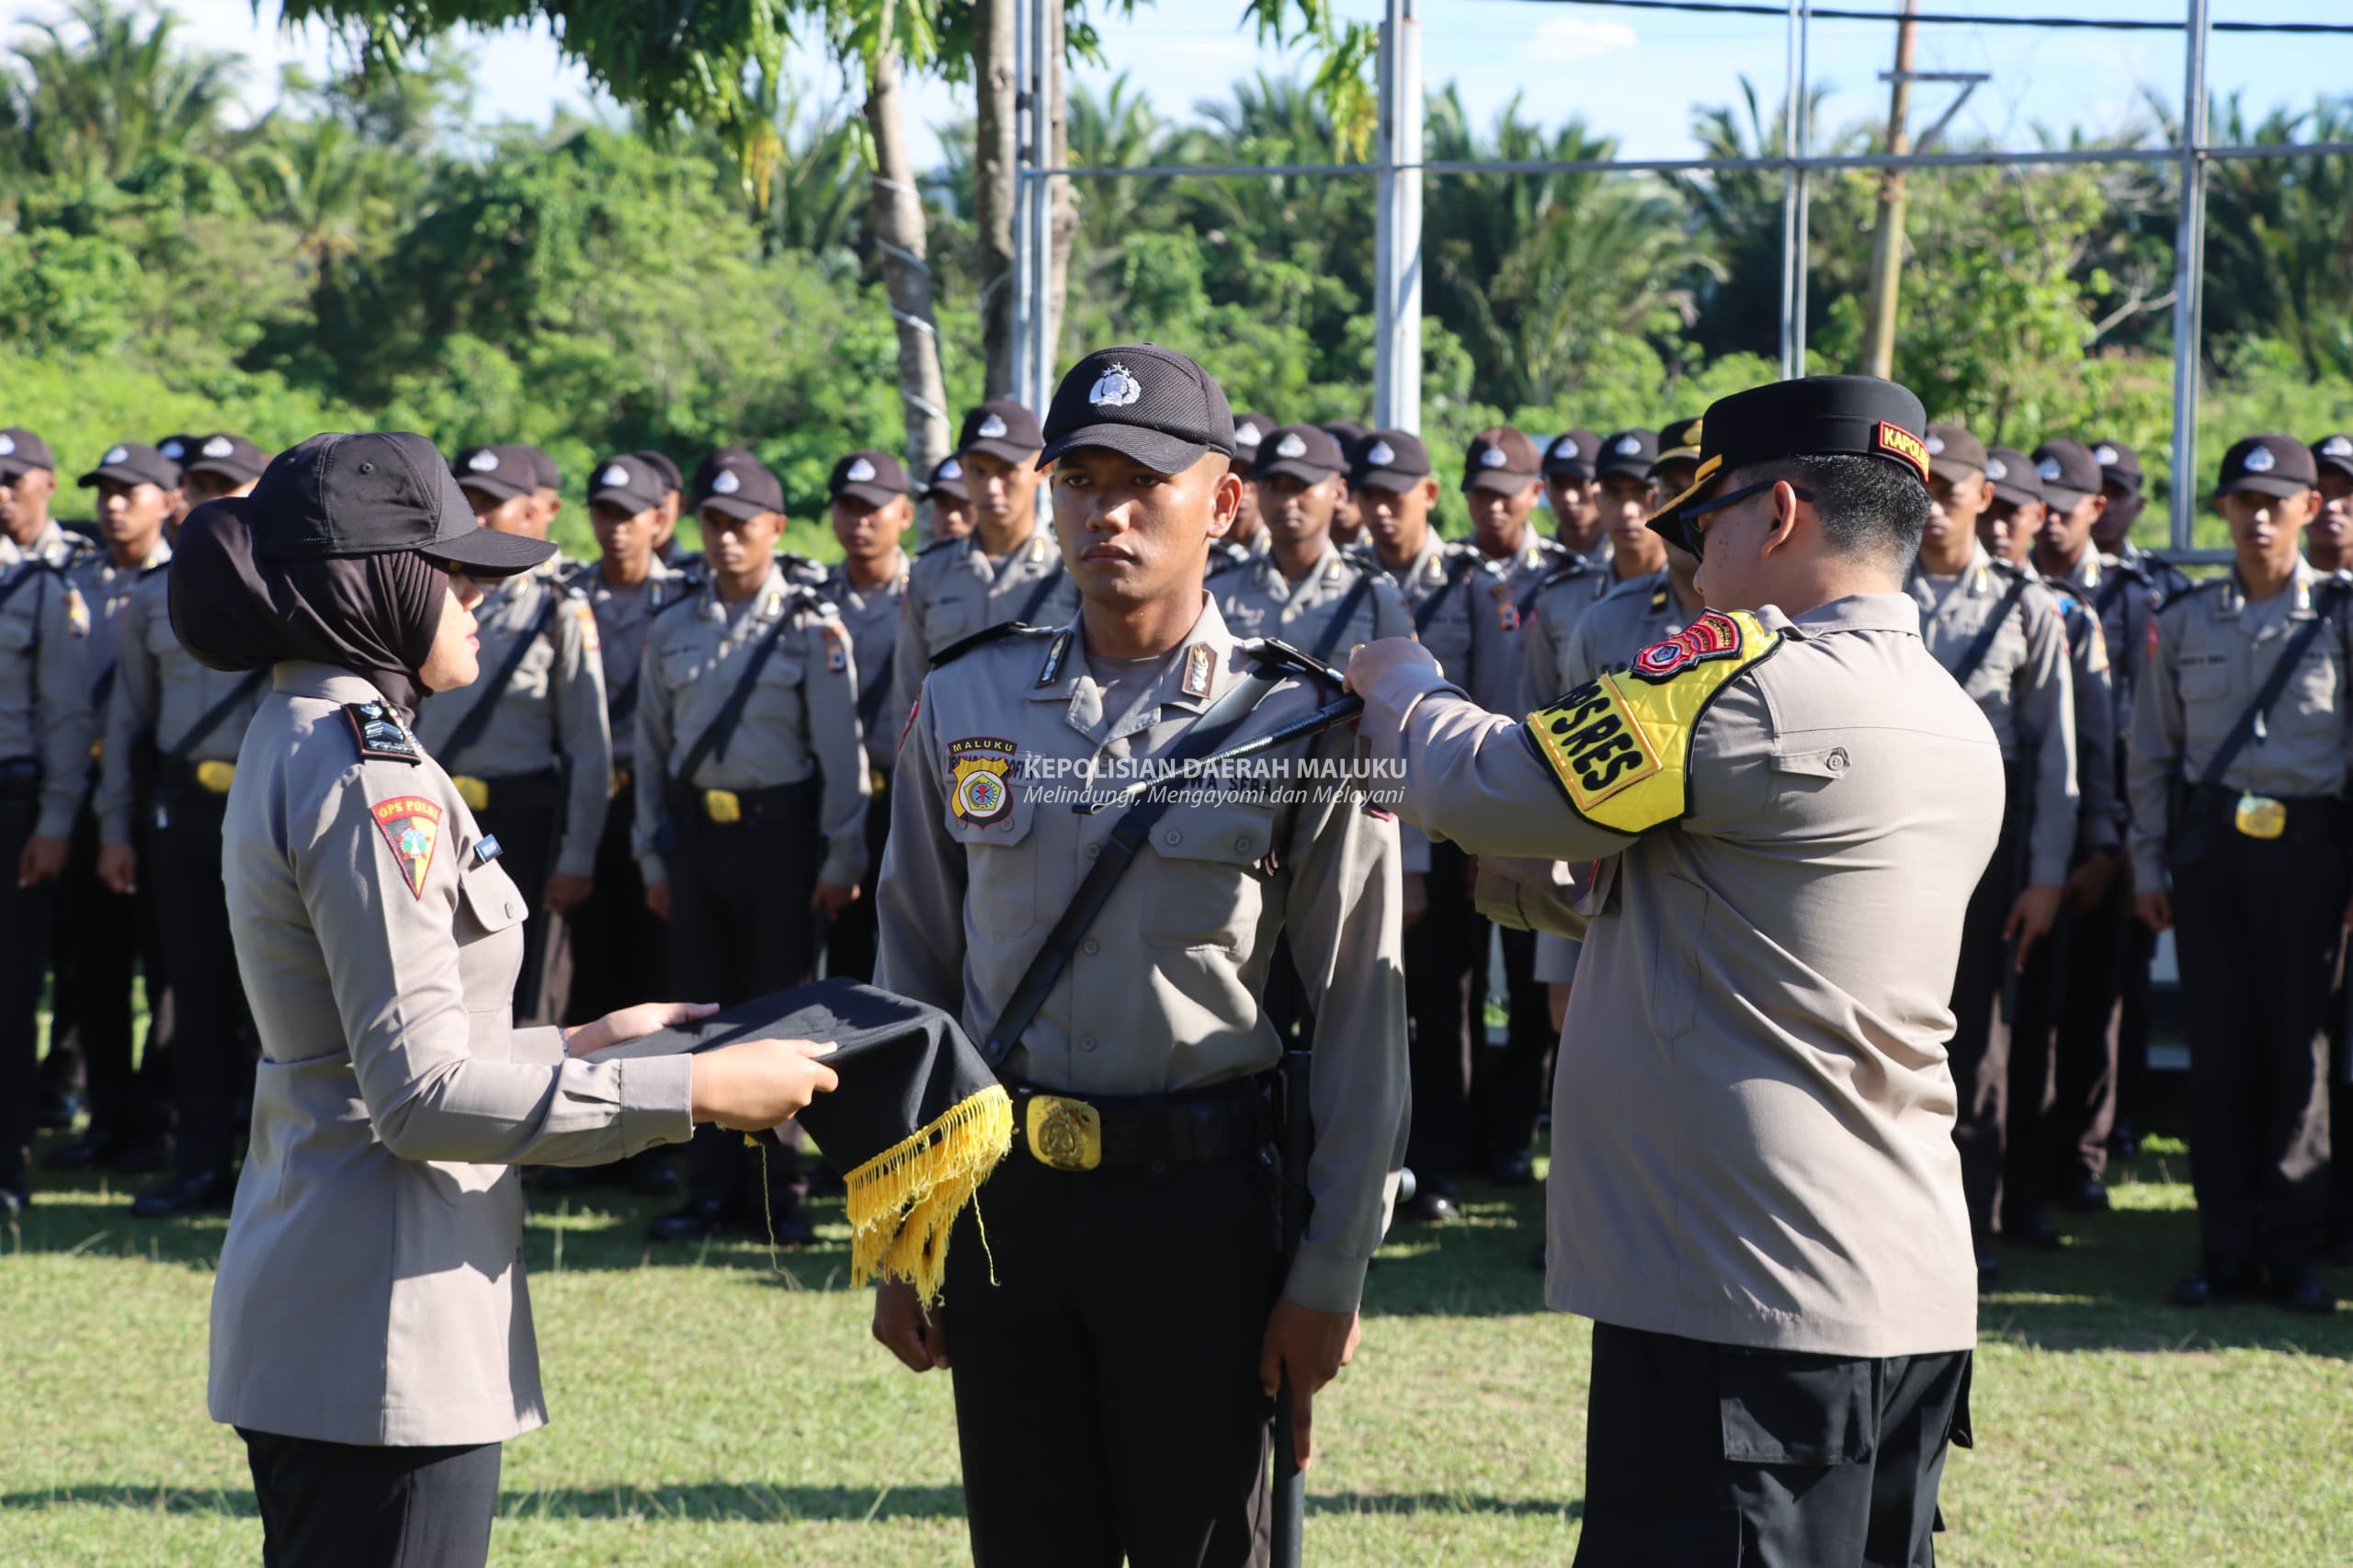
[
  {"xmin": 1629, "ymin": 609, "xmax": 1745, "ymax": 683},
  {"xmin": 948, "ymin": 736, "xmax": 1018, "ymax": 827},
  {"xmin": 371, "ymin": 795, "xmax": 443, "ymax": 899},
  {"xmin": 821, "ymin": 620, "xmax": 848, "ymax": 674}
]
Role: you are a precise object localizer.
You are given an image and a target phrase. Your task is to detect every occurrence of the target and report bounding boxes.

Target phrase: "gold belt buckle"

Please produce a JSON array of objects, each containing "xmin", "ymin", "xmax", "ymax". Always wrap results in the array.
[
  {"xmin": 1025, "ymin": 1095, "xmax": 1103, "ymax": 1172},
  {"xmin": 193, "ymin": 760, "xmax": 236, "ymax": 795},
  {"xmin": 870, "ymin": 767, "xmax": 888, "ymax": 797},
  {"xmin": 702, "ymin": 788, "xmax": 743, "ymax": 824},
  {"xmin": 453, "ymin": 775, "xmax": 491, "ymax": 812},
  {"xmin": 610, "ymin": 767, "xmax": 631, "ymax": 797},
  {"xmin": 2234, "ymin": 792, "xmax": 2288, "ymax": 839}
]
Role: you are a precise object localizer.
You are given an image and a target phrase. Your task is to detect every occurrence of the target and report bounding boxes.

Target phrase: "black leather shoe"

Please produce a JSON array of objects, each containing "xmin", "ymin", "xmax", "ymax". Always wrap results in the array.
[
  {"xmin": 1486, "ymin": 1149, "xmax": 1538, "ymax": 1188},
  {"xmin": 1404, "ymin": 1189, "xmax": 1460, "ymax": 1224},
  {"xmin": 2273, "ymin": 1267, "xmax": 2336, "ymax": 1315},
  {"xmin": 2003, "ymin": 1206, "xmax": 2063, "ymax": 1251},
  {"xmin": 1976, "ymin": 1254, "xmax": 2000, "ymax": 1291},
  {"xmin": 131, "ymin": 1169, "xmax": 235, "ymax": 1219},
  {"xmin": 2055, "ymin": 1173, "xmax": 2110, "ymax": 1212},
  {"xmin": 42, "ymin": 1128, "xmax": 127, "ymax": 1171},
  {"xmin": 2169, "ymin": 1265, "xmax": 2257, "ymax": 1308},
  {"xmin": 36, "ymin": 1088, "xmax": 83, "ymax": 1131},
  {"xmin": 649, "ymin": 1198, "xmax": 732, "ymax": 1243}
]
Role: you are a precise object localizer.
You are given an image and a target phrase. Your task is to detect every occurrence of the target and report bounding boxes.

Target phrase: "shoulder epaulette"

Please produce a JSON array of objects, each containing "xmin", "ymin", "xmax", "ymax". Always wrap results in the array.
[
  {"xmin": 1206, "ymin": 551, "xmax": 1256, "ymax": 581},
  {"xmin": 916, "ymin": 534, "xmax": 965, "ymax": 559},
  {"xmin": 932, "ymin": 619, "xmax": 1051, "ymax": 669},
  {"xmin": 1245, "ymin": 636, "xmax": 1347, "ymax": 692},
  {"xmin": 344, "ymin": 700, "xmax": 424, "ymax": 766},
  {"xmin": 1538, "ymin": 559, "xmax": 1593, "ymax": 591}
]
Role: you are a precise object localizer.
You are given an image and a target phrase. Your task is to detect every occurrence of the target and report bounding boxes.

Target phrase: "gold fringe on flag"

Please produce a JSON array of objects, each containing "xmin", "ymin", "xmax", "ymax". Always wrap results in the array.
[{"xmin": 841, "ymin": 1084, "xmax": 1014, "ymax": 1305}]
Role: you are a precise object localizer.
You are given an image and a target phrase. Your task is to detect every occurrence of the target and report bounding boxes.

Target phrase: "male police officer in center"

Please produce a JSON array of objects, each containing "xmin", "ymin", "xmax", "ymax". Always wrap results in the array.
[{"xmin": 870, "ymin": 344, "xmax": 1405, "ymax": 1567}]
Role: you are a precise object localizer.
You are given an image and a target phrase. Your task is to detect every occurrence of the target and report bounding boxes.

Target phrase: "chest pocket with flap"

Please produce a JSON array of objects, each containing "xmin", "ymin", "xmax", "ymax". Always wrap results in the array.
[
  {"xmin": 1139, "ymin": 799, "xmax": 1279, "ymax": 954},
  {"xmin": 455, "ymin": 856, "xmax": 528, "ymax": 1051}
]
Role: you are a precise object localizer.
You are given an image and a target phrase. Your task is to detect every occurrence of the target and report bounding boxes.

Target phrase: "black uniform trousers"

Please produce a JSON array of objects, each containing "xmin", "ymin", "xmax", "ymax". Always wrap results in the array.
[
  {"xmin": 1479, "ymin": 926, "xmax": 1554, "ymax": 1162},
  {"xmin": 469, "ymin": 772, "xmax": 571, "ymax": 1028},
  {"xmin": 823, "ymin": 768, "xmax": 892, "ymax": 984},
  {"xmin": 2169, "ymin": 804, "xmax": 2346, "ymax": 1276},
  {"xmin": 2004, "ymin": 864, "xmax": 2119, "ymax": 1217},
  {"xmin": 1948, "ymin": 778, "xmax": 2027, "ymax": 1246},
  {"xmin": 50, "ymin": 799, "xmax": 169, "ymax": 1143},
  {"xmin": 240, "ymin": 1428, "xmax": 500, "ymax": 1568},
  {"xmin": 666, "ymin": 785, "xmax": 821, "ymax": 1211},
  {"xmin": 0, "ymin": 794, "xmax": 56, "ymax": 1194},
  {"xmin": 151, "ymin": 779, "xmax": 254, "ymax": 1178},
  {"xmin": 563, "ymin": 781, "xmax": 666, "ymax": 1026},
  {"xmin": 943, "ymin": 1146, "xmax": 1280, "ymax": 1568},
  {"xmin": 1575, "ymin": 1323, "xmax": 1971, "ymax": 1568},
  {"xmin": 1404, "ymin": 839, "xmax": 1484, "ymax": 1184}
]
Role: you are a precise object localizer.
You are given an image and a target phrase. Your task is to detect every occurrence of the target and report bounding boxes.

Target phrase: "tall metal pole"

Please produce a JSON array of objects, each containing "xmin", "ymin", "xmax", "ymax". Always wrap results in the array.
[
  {"xmin": 2167, "ymin": 0, "xmax": 2211, "ymax": 554},
  {"xmin": 1779, "ymin": 0, "xmax": 1813, "ymax": 380},
  {"xmin": 1372, "ymin": 0, "xmax": 1423, "ymax": 432},
  {"xmin": 1010, "ymin": 0, "xmax": 1037, "ymax": 412},
  {"xmin": 1023, "ymin": 0, "xmax": 1055, "ymax": 415},
  {"xmin": 1859, "ymin": 0, "xmax": 1920, "ymax": 379}
]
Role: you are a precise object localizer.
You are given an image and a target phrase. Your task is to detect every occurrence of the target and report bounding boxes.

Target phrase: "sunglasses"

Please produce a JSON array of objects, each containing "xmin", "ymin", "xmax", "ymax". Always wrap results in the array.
[{"xmin": 1665, "ymin": 479, "xmax": 1813, "ymax": 562}]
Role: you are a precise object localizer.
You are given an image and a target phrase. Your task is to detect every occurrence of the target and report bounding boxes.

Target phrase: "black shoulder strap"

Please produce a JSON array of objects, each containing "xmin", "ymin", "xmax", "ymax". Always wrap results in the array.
[
  {"xmin": 2093, "ymin": 565, "xmax": 2131, "ymax": 618},
  {"xmin": 670, "ymin": 604, "xmax": 799, "ymax": 787},
  {"xmin": 1307, "ymin": 572, "xmax": 1377, "ymax": 664},
  {"xmin": 979, "ymin": 657, "xmax": 1300, "ymax": 1068},
  {"xmin": 165, "ymin": 669, "xmax": 268, "ymax": 759},
  {"xmin": 931, "ymin": 619, "xmax": 1038, "ymax": 671},
  {"xmin": 1013, "ymin": 562, "xmax": 1067, "ymax": 626},
  {"xmin": 2196, "ymin": 581, "xmax": 2349, "ymax": 790},
  {"xmin": 1411, "ymin": 552, "xmax": 1479, "ymax": 635},
  {"xmin": 608, "ymin": 670, "xmax": 642, "ymax": 730},
  {"xmin": 857, "ymin": 663, "xmax": 892, "ymax": 734},
  {"xmin": 1948, "ymin": 573, "xmax": 2033, "ymax": 689},
  {"xmin": 436, "ymin": 586, "xmax": 564, "ymax": 771},
  {"xmin": 0, "ymin": 560, "xmax": 45, "ymax": 616}
]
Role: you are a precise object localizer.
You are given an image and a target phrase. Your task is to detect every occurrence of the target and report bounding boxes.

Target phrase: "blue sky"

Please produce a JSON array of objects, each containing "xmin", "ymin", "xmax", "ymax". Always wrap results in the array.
[{"xmin": 105, "ymin": 0, "xmax": 2353, "ymax": 163}]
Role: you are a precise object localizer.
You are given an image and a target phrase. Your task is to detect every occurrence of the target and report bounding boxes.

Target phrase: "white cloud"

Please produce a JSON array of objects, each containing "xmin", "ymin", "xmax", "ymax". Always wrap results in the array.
[{"xmin": 1525, "ymin": 17, "xmax": 1638, "ymax": 65}]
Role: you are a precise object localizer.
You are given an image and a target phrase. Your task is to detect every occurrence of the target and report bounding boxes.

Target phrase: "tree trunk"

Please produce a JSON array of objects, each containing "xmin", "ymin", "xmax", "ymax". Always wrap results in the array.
[
  {"xmin": 974, "ymin": 0, "xmax": 1018, "ymax": 398},
  {"xmin": 865, "ymin": 36, "xmax": 954, "ymax": 529},
  {"xmin": 1043, "ymin": 0, "xmax": 1074, "ymax": 377}
]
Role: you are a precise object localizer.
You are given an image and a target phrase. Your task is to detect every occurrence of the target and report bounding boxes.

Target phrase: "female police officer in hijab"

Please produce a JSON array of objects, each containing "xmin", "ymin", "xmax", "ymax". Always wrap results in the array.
[{"xmin": 170, "ymin": 432, "xmax": 839, "ymax": 1567}]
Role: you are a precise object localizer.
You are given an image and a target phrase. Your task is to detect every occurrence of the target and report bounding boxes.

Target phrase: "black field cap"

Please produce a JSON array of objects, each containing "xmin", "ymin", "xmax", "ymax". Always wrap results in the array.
[
  {"xmin": 1542, "ymin": 429, "xmax": 1604, "ymax": 480},
  {"xmin": 959, "ymin": 400, "xmax": 1044, "ymax": 463},
  {"xmin": 79, "ymin": 442, "xmax": 181, "ymax": 490},
  {"xmin": 1984, "ymin": 447, "xmax": 2044, "ymax": 508},
  {"xmin": 2311, "ymin": 434, "xmax": 2353, "ymax": 481},
  {"xmin": 1647, "ymin": 375, "xmax": 1931, "ymax": 556},
  {"xmin": 924, "ymin": 454, "xmax": 971, "ymax": 503},
  {"xmin": 1321, "ymin": 418, "xmax": 1369, "ymax": 450},
  {"xmin": 692, "ymin": 446, "xmax": 787, "ymax": 521},
  {"xmin": 587, "ymin": 454, "xmax": 666, "ymax": 516},
  {"xmin": 249, "ymin": 431, "xmax": 557, "ymax": 576},
  {"xmin": 1352, "ymin": 428, "xmax": 1432, "ymax": 493},
  {"xmin": 1656, "ymin": 417, "xmax": 1705, "ymax": 466},
  {"xmin": 830, "ymin": 449, "xmax": 910, "ymax": 507},
  {"xmin": 0, "ymin": 427, "xmax": 57, "ymax": 479},
  {"xmin": 2217, "ymin": 434, "xmax": 2319, "ymax": 498},
  {"xmin": 1596, "ymin": 427, "xmax": 1659, "ymax": 481},
  {"xmin": 451, "ymin": 443, "xmax": 540, "ymax": 503},
  {"xmin": 632, "ymin": 449, "xmax": 684, "ymax": 497},
  {"xmin": 2032, "ymin": 440, "xmax": 2103, "ymax": 509},
  {"xmin": 154, "ymin": 434, "xmax": 202, "ymax": 468},
  {"xmin": 1040, "ymin": 344, "xmax": 1234, "ymax": 473},
  {"xmin": 585, "ymin": 978, "xmax": 1009, "ymax": 1307},
  {"xmin": 1255, "ymin": 424, "xmax": 1347, "ymax": 485},
  {"xmin": 183, "ymin": 433, "xmax": 268, "ymax": 484},
  {"xmin": 529, "ymin": 447, "xmax": 561, "ymax": 493},
  {"xmin": 1464, "ymin": 426, "xmax": 1542, "ymax": 493},
  {"xmin": 1924, "ymin": 423, "xmax": 1989, "ymax": 483},
  {"xmin": 1231, "ymin": 411, "xmax": 1276, "ymax": 474},
  {"xmin": 2093, "ymin": 439, "xmax": 2143, "ymax": 492}
]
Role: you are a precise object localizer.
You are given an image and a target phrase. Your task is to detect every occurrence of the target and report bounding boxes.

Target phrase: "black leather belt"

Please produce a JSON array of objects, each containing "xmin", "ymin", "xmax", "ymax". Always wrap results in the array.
[
  {"xmin": 454, "ymin": 767, "xmax": 565, "ymax": 812},
  {"xmin": 1006, "ymin": 1075, "xmax": 1273, "ymax": 1171}
]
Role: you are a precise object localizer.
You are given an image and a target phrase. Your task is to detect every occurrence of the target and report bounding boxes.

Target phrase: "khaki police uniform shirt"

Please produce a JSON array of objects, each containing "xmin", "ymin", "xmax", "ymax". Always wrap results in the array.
[
  {"xmin": 1477, "ymin": 528, "xmax": 1566, "ymax": 711},
  {"xmin": 209, "ymin": 664, "xmax": 693, "ymax": 1446},
  {"xmin": 0, "ymin": 522, "xmax": 95, "ymax": 840},
  {"xmin": 1518, "ymin": 558, "xmax": 1621, "ymax": 712},
  {"xmin": 70, "ymin": 540, "xmax": 167, "ymax": 729},
  {"xmin": 1358, "ymin": 594, "xmax": 1998, "ymax": 1357},
  {"xmin": 569, "ymin": 555, "xmax": 686, "ymax": 778},
  {"xmin": 96, "ymin": 564, "xmax": 267, "ymax": 844},
  {"xmin": 888, "ymin": 526, "xmax": 1078, "ymax": 752},
  {"xmin": 825, "ymin": 551, "xmax": 910, "ymax": 780},
  {"xmin": 2127, "ymin": 561, "xmax": 2353, "ymax": 891},
  {"xmin": 1211, "ymin": 539, "xmax": 1413, "ymax": 661},
  {"xmin": 1904, "ymin": 546, "xmax": 2079, "ymax": 885},
  {"xmin": 2051, "ymin": 549, "xmax": 2159, "ymax": 763},
  {"xmin": 633, "ymin": 562, "xmax": 870, "ymax": 889},
  {"xmin": 412, "ymin": 561, "xmax": 612, "ymax": 880},
  {"xmin": 873, "ymin": 597, "xmax": 1408, "ymax": 1313},
  {"xmin": 2040, "ymin": 575, "xmax": 2120, "ymax": 854}
]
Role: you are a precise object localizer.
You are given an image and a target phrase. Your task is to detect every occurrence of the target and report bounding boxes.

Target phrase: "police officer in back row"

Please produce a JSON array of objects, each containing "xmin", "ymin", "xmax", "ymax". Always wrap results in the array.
[
  {"xmin": 97, "ymin": 434, "xmax": 274, "ymax": 1217},
  {"xmin": 1349, "ymin": 375, "xmax": 1990, "ymax": 1566},
  {"xmin": 0, "ymin": 426, "xmax": 94, "ymax": 1215},
  {"xmin": 820, "ymin": 447, "xmax": 913, "ymax": 986},
  {"xmin": 870, "ymin": 343, "xmax": 1406, "ymax": 1567},
  {"xmin": 635, "ymin": 447, "xmax": 870, "ymax": 1244},
  {"xmin": 1211, "ymin": 423, "xmax": 1410, "ymax": 656},
  {"xmin": 2132, "ymin": 434, "xmax": 2346, "ymax": 1314},
  {"xmin": 422, "ymin": 444, "xmax": 612, "ymax": 1029},
  {"xmin": 1905, "ymin": 419, "xmax": 2077, "ymax": 1286}
]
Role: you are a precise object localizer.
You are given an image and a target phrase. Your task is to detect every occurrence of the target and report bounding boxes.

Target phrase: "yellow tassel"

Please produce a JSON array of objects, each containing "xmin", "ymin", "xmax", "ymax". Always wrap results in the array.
[{"xmin": 841, "ymin": 1084, "xmax": 1014, "ymax": 1306}]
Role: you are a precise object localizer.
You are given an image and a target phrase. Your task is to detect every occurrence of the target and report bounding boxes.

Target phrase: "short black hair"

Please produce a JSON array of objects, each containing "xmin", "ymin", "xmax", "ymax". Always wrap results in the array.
[{"xmin": 1736, "ymin": 453, "xmax": 1927, "ymax": 571}]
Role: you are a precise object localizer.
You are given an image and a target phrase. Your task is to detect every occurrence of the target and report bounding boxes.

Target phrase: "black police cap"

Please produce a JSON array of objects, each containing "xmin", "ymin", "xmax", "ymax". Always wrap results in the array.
[
  {"xmin": 1984, "ymin": 447, "xmax": 2044, "ymax": 508},
  {"xmin": 183, "ymin": 433, "xmax": 269, "ymax": 484},
  {"xmin": 2032, "ymin": 440, "xmax": 2103, "ymax": 509},
  {"xmin": 2311, "ymin": 434, "xmax": 2353, "ymax": 482},
  {"xmin": 631, "ymin": 449, "xmax": 684, "ymax": 496},
  {"xmin": 1230, "ymin": 412, "xmax": 1277, "ymax": 475},
  {"xmin": 692, "ymin": 446, "xmax": 788, "ymax": 521},
  {"xmin": 1648, "ymin": 375, "xmax": 1931, "ymax": 556},
  {"xmin": 830, "ymin": 449, "xmax": 910, "ymax": 507},
  {"xmin": 924, "ymin": 455, "xmax": 971, "ymax": 503},
  {"xmin": 1253, "ymin": 424, "xmax": 1347, "ymax": 485},
  {"xmin": 1465, "ymin": 426, "xmax": 1542, "ymax": 494},
  {"xmin": 1596, "ymin": 428, "xmax": 1659, "ymax": 481},
  {"xmin": 1656, "ymin": 417, "xmax": 1705, "ymax": 465},
  {"xmin": 154, "ymin": 434, "xmax": 202, "ymax": 469},
  {"xmin": 451, "ymin": 444, "xmax": 540, "ymax": 504},
  {"xmin": 2093, "ymin": 439, "xmax": 2143, "ymax": 492},
  {"xmin": 2217, "ymin": 434, "xmax": 2318, "ymax": 499},
  {"xmin": 1352, "ymin": 429, "xmax": 1433, "ymax": 494},
  {"xmin": 959, "ymin": 400, "xmax": 1044, "ymax": 463},
  {"xmin": 0, "ymin": 427, "xmax": 56, "ymax": 478},
  {"xmin": 587, "ymin": 454, "xmax": 667, "ymax": 516},
  {"xmin": 251, "ymin": 431, "xmax": 556, "ymax": 577},
  {"xmin": 1321, "ymin": 418, "xmax": 1369, "ymax": 451},
  {"xmin": 79, "ymin": 441, "xmax": 181, "ymax": 491},
  {"xmin": 1542, "ymin": 429, "xmax": 1604, "ymax": 480},
  {"xmin": 1924, "ymin": 424, "xmax": 1989, "ymax": 483},
  {"xmin": 1040, "ymin": 345, "xmax": 1233, "ymax": 475}
]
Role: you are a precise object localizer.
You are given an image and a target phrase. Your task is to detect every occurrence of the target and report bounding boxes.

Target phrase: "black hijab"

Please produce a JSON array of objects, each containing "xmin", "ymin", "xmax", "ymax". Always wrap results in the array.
[{"xmin": 170, "ymin": 496, "xmax": 447, "ymax": 721}]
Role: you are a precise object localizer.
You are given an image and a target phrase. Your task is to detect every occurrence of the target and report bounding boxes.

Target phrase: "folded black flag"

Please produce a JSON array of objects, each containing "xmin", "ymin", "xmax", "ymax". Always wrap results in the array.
[{"xmin": 586, "ymin": 979, "xmax": 1011, "ymax": 1302}]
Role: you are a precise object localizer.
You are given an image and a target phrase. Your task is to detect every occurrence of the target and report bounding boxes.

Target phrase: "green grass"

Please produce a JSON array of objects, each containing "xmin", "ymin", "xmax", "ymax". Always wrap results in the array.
[{"xmin": 6, "ymin": 1135, "xmax": 2352, "ymax": 1565}]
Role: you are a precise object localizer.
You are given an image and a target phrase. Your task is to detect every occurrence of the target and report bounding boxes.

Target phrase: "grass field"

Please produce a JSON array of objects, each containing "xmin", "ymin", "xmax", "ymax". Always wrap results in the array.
[{"xmin": 6, "ymin": 1132, "xmax": 2351, "ymax": 1567}]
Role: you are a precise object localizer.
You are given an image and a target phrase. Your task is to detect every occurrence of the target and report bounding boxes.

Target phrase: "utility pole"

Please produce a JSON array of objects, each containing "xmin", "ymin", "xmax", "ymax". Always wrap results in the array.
[{"xmin": 1859, "ymin": 0, "xmax": 1920, "ymax": 381}]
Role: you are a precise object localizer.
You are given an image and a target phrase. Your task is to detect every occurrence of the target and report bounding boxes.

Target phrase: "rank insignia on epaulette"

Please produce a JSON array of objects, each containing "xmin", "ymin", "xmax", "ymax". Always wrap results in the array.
[
  {"xmin": 63, "ymin": 585, "xmax": 89, "ymax": 638},
  {"xmin": 1182, "ymin": 642, "xmax": 1215, "ymax": 699},
  {"xmin": 571, "ymin": 598, "xmax": 600, "ymax": 653},
  {"xmin": 345, "ymin": 701, "xmax": 424, "ymax": 764},
  {"xmin": 821, "ymin": 621, "xmax": 848, "ymax": 675},
  {"xmin": 1038, "ymin": 630, "xmax": 1072, "ymax": 687}
]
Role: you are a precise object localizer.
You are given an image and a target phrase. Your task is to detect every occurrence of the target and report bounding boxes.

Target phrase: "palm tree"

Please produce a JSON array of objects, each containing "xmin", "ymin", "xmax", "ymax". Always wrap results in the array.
[
  {"xmin": 2, "ymin": 0, "xmax": 241, "ymax": 190},
  {"xmin": 2200, "ymin": 96, "xmax": 2353, "ymax": 381}
]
